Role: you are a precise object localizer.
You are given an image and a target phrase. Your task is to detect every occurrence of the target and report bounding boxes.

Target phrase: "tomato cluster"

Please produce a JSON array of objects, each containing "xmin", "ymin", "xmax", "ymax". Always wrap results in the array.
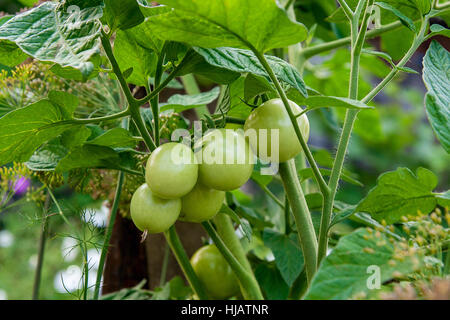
[
  {"xmin": 130, "ymin": 129, "xmax": 254, "ymax": 234},
  {"xmin": 130, "ymin": 98, "xmax": 308, "ymax": 234}
]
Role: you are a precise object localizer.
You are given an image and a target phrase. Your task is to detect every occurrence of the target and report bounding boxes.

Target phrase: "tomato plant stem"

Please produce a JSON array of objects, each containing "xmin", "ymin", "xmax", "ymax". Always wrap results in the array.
[
  {"xmin": 279, "ymin": 160, "xmax": 318, "ymax": 285},
  {"xmin": 137, "ymin": 51, "xmax": 195, "ymax": 105},
  {"xmin": 213, "ymin": 213, "xmax": 257, "ymax": 299},
  {"xmin": 149, "ymin": 44, "xmax": 166, "ymax": 147},
  {"xmin": 164, "ymin": 226, "xmax": 209, "ymax": 300},
  {"xmin": 213, "ymin": 213, "xmax": 253, "ymax": 273},
  {"xmin": 317, "ymin": 0, "xmax": 371, "ymax": 264},
  {"xmin": 202, "ymin": 221, "xmax": 264, "ymax": 300},
  {"xmin": 317, "ymin": 6, "xmax": 429, "ymax": 264},
  {"xmin": 101, "ymin": 31, "xmax": 157, "ymax": 151},
  {"xmin": 93, "ymin": 170, "xmax": 125, "ymax": 300}
]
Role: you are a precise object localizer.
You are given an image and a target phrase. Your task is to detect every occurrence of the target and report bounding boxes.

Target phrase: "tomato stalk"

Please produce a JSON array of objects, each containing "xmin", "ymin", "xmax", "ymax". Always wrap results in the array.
[
  {"xmin": 317, "ymin": 0, "xmax": 372, "ymax": 264},
  {"xmin": 317, "ymin": 1, "xmax": 429, "ymax": 264},
  {"xmin": 149, "ymin": 43, "xmax": 167, "ymax": 147},
  {"xmin": 279, "ymin": 160, "xmax": 318, "ymax": 285},
  {"xmin": 212, "ymin": 213, "xmax": 257, "ymax": 299},
  {"xmin": 164, "ymin": 226, "xmax": 209, "ymax": 300},
  {"xmin": 202, "ymin": 221, "xmax": 264, "ymax": 300},
  {"xmin": 213, "ymin": 213, "xmax": 253, "ymax": 273}
]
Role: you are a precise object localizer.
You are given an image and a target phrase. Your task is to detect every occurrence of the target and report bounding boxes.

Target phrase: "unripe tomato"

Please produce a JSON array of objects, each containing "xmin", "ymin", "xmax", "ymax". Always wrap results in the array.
[
  {"xmin": 244, "ymin": 98, "xmax": 309, "ymax": 163},
  {"xmin": 179, "ymin": 182, "xmax": 225, "ymax": 223},
  {"xmin": 190, "ymin": 244, "xmax": 240, "ymax": 299},
  {"xmin": 130, "ymin": 183, "xmax": 181, "ymax": 233},
  {"xmin": 195, "ymin": 128, "xmax": 254, "ymax": 191},
  {"xmin": 145, "ymin": 142, "xmax": 198, "ymax": 199}
]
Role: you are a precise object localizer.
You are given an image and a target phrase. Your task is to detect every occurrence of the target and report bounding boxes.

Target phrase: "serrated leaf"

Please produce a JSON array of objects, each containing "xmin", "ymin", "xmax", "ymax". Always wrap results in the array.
[
  {"xmin": 114, "ymin": 26, "xmax": 159, "ymax": 86},
  {"xmin": 103, "ymin": 0, "xmax": 145, "ymax": 31},
  {"xmin": 148, "ymin": 0, "xmax": 308, "ymax": 52},
  {"xmin": 26, "ymin": 140, "xmax": 69, "ymax": 171},
  {"xmin": 0, "ymin": 99, "xmax": 76, "ymax": 166},
  {"xmin": 304, "ymin": 228, "xmax": 422, "ymax": 300},
  {"xmin": 356, "ymin": 167, "xmax": 441, "ymax": 224},
  {"xmin": 262, "ymin": 229, "xmax": 304, "ymax": 286},
  {"xmin": 160, "ymin": 87, "xmax": 220, "ymax": 112},
  {"xmin": 0, "ymin": 1, "xmax": 103, "ymax": 76},
  {"xmin": 193, "ymin": 47, "xmax": 308, "ymax": 97},
  {"xmin": 422, "ymin": 41, "xmax": 450, "ymax": 153}
]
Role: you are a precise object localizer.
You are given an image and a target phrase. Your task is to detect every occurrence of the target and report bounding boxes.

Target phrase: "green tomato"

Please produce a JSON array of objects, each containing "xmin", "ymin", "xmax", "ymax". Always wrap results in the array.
[
  {"xmin": 190, "ymin": 244, "xmax": 240, "ymax": 299},
  {"xmin": 244, "ymin": 98, "xmax": 309, "ymax": 163},
  {"xmin": 145, "ymin": 142, "xmax": 198, "ymax": 199},
  {"xmin": 130, "ymin": 183, "xmax": 181, "ymax": 233},
  {"xmin": 179, "ymin": 182, "xmax": 225, "ymax": 223},
  {"xmin": 195, "ymin": 128, "xmax": 254, "ymax": 191}
]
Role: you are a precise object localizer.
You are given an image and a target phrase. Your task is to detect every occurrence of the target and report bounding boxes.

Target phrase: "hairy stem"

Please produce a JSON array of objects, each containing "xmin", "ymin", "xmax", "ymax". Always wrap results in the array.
[
  {"xmin": 213, "ymin": 212, "xmax": 252, "ymax": 273},
  {"xmin": 279, "ymin": 160, "xmax": 318, "ymax": 284},
  {"xmin": 318, "ymin": 1, "xmax": 371, "ymax": 264}
]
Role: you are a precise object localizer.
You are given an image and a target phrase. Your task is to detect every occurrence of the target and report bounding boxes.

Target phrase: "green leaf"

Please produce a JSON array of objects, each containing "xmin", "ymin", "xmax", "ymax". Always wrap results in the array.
[
  {"xmin": 176, "ymin": 51, "xmax": 241, "ymax": 85},
  {"xmin": 193, "ymin": 47, "xmax": 308, "ymax": 97},
  {"xmin": 303, "ymin": 96, "xmax": 373, "ymax": 113},
  {"xmin": 148, "ymin": 0, "xmax": 308, "ymax": 52},
  {"xmin": 87, "ymin": 128, "xmax": 137, "ymax": 148},
  {"xmin": 376, "ymin": 2, "xmax": 416, "ymax": 32},
  {"xmin": 356, "ymin": 167, "xmax": 441, "ymax": 224},
  {"xmin": 0, "ymin": 99, "xmax": 76, "ymax": 166},
  {"xmin": 48, "ymin": 90, "xmax": 79, "ymax": 118},
  {"xmin": 436, "ymin": 190, "xmax": 450, "ymax": 208},
  {"xmin": 26, "ymin": 140, "xmax": 69, "ymax": 171},
  {"xmin": 114, "ymin": 27, "xmax": 158, "ymax": 86},
  {"xmin": 254, "ymin": 263, "xmax": 289, "ymax": 300},
  {"xmin": 422, "ymin": 41, "xmax": 450, "ymax": 153},
  {"xmin": 262, "ymin": 229, "xmax": 304, "ymax": 286},
  {"xmin": 304, "ymin": 228, "xmax": 422, "ymax": 300},
  {"xmin": 0, "ymin": 1, "xmax": 103, "ymax": 76},
  {"xmin": 103, "ymin": 0, "xmax": 145, "ymax": 31},
  {"xmin": 251, "ymin": 170, "xmax": 273, "ymax": 187},
  {"xmin": 428, "ymin": 24, "xmax": 450, "ymax": 38},
  {"xmin": 160, "ymin": 87, "xmax": 220, "ymax": 112},
  {"xmin": 56, "ymin": 144, "xmax": 120, "ymax": 172},
  {"xmin": 244, "ymin": 74, "xmax": 275, "ymax": 102}
]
